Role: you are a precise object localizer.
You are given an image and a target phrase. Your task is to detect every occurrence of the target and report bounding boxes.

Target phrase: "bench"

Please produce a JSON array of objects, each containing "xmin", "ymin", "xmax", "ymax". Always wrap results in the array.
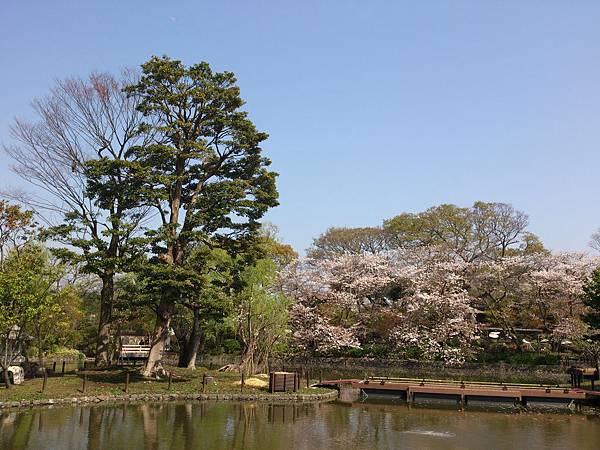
[{"xmin": 119, "ymin": 344, "xmax": 151, "ymax": 363}]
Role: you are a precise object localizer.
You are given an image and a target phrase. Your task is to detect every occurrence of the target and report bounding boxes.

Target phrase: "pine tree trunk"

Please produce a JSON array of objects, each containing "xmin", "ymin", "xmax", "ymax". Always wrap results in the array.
[
  {"xmin": 142, "ymin": 298, "xmax": 175, "ymax": 378},
  {"xmin": 178, "ymin": 308, "xmax": 202, "ymax": 369},
  {"xmin": 95, "ymin": 274, "xmax": 114, "ymax": 367}
]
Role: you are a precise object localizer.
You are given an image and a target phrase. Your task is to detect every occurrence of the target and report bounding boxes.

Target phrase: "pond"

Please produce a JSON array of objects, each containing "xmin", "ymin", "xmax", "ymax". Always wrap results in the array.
[{"xmin": 1, "ymin": 400, "xmax": 600, "ymax": 450}]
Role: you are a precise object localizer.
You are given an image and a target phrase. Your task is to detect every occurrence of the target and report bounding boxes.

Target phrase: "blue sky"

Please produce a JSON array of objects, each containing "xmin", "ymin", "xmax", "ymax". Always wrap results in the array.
[{"xmin": 1, "ymin": 1, "xmax": 599, "ymax": 254}]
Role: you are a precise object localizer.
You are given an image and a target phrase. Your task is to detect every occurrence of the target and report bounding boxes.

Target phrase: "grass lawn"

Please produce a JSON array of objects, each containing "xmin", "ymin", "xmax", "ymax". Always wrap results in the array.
[{"xmin": 0, "ymin": 366, "xmax": 331, "ymax": 403}]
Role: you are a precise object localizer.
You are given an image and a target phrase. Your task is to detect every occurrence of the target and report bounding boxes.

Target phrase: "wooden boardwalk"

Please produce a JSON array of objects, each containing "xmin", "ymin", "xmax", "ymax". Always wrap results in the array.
[{"xmin": 319, "ymin": 377, "xmax": 597, "ymax": 405}]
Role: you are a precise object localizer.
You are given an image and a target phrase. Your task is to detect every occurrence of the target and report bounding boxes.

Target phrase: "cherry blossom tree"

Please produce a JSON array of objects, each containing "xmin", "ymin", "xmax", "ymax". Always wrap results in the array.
[
  {"xmin": 281, "ymin": 250, "xmax": 478, "ymax": 362},
  {"xmin": 382, "ymin": 250, "xmax": 478, "ymax": 363},
  {"xmin": 523, "ymin": 252, "xmax": 595, "ymax": 332},
  {"xmin": 280, "ymin": 260, "xmax": 361, "ymax": 354},
  {"xmin": 469, "ymin": 255, "xmax": 539, "ymax": 341},
  {"xmin": 281, "ymin": 247, "xmax": 597, "ymax": 362},
  {"xmin": 469, "ymin": 252, "xmax": 596, "ymax": 347}
]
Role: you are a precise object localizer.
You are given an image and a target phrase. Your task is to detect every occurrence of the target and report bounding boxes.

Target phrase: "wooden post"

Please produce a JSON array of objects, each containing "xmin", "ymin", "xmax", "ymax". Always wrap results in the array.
[
  {"xmin": 293, "ymin": 372, "xmax": 297, "ymax": 393},
  {"xmin": 306, "ymin": 370, "xmax": 310, "ymax": 389},
  {"xmin": 52, "ymin": 361, "xmax": 56, "ymax": 372},
  {"xmin": 61, "ymin": 361, "xmax": 66, "ymax": 374},
  {"xmin": 82, "ymin": 374, "xmax": 87, "ymax": 393},
  {"xmin": 241, "ymin": 371, "xmax": 245, "ymax": 393},
  {"xmin": 319, "ymin": 370, "xmax": 322, "ymax": 384},
  {"xmin": 570, "ymin": 370, "xmax": 575, "ymax": 387},
  {"xmin": 407, "ymin": 389, "xmax": 414, "ymax": 405},
  {"xmin": 168, "ymin": 372, "xmax": 172, "ymax": 390},
  {"xmin": 41, "ymin": 369, "xmax": 48, "ymax": 393},
  {"xmin": 125, "ymin": 372, "xmax": 130, "ymax": 393},
  {"xmin": 201, "ymin": 373, "xmax": 206, "ymax": 393}
]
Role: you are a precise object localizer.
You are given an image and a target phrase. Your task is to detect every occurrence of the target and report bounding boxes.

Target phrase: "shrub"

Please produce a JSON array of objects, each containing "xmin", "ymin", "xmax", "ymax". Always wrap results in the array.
[
  {"xmin": 45, "ymin": 347, "xmax": 86, "ymax": 362},
  {"xmin": 222, "ymin": 339, "xmax": 241, "ymax": 354}
]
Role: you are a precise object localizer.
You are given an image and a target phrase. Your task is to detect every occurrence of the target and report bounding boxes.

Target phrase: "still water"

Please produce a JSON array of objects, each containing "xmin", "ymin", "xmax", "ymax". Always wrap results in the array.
[{"xmin": 1, "ymin": 400, "xmax": 599, "ymax": 450}]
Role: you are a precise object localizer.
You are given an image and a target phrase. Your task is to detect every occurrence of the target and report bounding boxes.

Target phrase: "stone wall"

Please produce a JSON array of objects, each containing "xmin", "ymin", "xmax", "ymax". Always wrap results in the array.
[
  {"xmin": 0, "ymin": 390, "xmax": 339, "ymax": 410},
  {"xmin": 196, "ymin": 355, "xmax": 570, "ymax": 384}
]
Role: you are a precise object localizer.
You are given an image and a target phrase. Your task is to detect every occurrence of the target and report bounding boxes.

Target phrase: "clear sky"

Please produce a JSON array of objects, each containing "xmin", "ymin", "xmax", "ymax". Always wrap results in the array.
[{"xmin": 1, "ymin": 1, "xmax": 599, "ymax": 254}]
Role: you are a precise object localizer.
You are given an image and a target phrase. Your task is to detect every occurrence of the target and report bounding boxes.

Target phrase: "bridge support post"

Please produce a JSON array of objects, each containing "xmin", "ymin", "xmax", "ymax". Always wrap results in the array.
[
  {"xmin": 407, "ymin": 389, "xmax": 414, "ymax": 405},
  {"xmin": 338, "ymin": 382, "xmax": 361, "ymax": 403}
]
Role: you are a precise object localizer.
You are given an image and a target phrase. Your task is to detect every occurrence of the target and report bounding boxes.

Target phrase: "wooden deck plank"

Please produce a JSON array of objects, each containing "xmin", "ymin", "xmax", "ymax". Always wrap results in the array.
[
  {"xmin": 408, "ymin": 385, "xmax": 522, "ymax": 399},
  {"xmin": 322, "ymin": 379, "xmax": 595, "ymax": 401}
]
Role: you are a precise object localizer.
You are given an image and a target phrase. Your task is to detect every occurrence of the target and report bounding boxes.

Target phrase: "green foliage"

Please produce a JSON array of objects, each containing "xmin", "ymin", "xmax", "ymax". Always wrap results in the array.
[
  {"xmin": 124, "ymin": 56, "xmax": 279, "ymax": 324},
  {"xmin": 583, "ymin": 267, "xmax": 600, "ymax": 336},
  {"xmin": 235, "ymin": 258, "xmax": 291, "ymax": 373},
  {"xmin": 308, "ymin": 227, "xmax": 388, "ymax": 259},
  {"xmin": 0, "ymin": 243, "xmax": 57, "ymax": 371},
  {"xmin": 0, "ymin": 245, "xmax": 52, "ymax": 328},
  {"xmin": 44, "ymin": 347, "xmax": 85, "ymax": 362},
  {"xmin": 201, "ymin": 319, "xmax": 237, "ymax": 355},
  {"xmin": 222, "ymin": 338, "xmax": 241, "ymax": 354},
  {"xmin": 476, "ymin": 344, "xmax": 561, "ymax": 365},
  {"xmin": 383, "ymin": 201, "xmax": 542, "ymax": 261},
  {"xmin": 0, "ymin": 200, "xmax": 37, "ymax": 263},
  {"xmin": 236, "ymin": 259, "xmax": 291, "ymax": 345},
  {"xmin": 403, "ymin": 346, "xmax": 425, "ymax": 360},
  {"xmin": 29, "ymin": 278, "xmax": 84, "ymax": 359},
  {"xmin": 258, "ymin": 224, "xmax": 298, "ymax": 267}
]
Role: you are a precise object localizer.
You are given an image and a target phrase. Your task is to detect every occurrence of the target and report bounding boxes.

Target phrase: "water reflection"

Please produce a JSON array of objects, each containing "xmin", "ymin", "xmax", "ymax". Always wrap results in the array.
[{"xmin": 1, "ymin": 401, "xmax": 599, "ymax": 450}]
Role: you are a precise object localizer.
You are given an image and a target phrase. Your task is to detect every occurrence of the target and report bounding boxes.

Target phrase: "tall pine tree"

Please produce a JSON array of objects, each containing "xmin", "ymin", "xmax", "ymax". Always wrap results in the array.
[{"xmin": 126, "ymin": 57, "xmax": 278, "ymax": 377}]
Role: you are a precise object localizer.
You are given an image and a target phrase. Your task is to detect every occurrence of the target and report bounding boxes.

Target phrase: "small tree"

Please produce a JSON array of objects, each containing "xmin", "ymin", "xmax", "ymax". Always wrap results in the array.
[
  {"xmin": 236, "ymin": 259, "xmax": 290, "ymax": 375},
  {"xmin": 0, "ymin": 245, "xmax": 52, "ymax": 388},
  {"xmin": 29, "ymin": 279, "xmax": 83, "ymax": 367},
  {"xmin": 0, "ymin": 201, "xmax": 37, "ymax": 387}
]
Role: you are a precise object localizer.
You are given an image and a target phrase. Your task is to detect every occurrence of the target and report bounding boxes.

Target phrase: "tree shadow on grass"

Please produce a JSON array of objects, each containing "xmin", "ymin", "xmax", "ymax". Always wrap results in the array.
[{"xmin": 78, "ymin": 369, "xmax": 193, "ymax": 385}]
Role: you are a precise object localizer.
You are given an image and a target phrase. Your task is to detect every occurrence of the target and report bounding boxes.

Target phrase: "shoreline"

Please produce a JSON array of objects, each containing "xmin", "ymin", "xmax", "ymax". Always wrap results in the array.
[{"xmin": 0, "ymin": 389, "xmax": 339, "ymax": 411}]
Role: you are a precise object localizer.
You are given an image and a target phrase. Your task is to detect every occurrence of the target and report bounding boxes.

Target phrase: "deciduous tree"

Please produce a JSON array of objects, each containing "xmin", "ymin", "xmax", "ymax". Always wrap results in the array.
[
  {"xmin": 0, "ymin": 245, "xmax": 52, "ymax": 388},
  {"xmin": 591, "ymin": 229, "xmax": 600, "ymax": 253},
  {"xmin": 307, "ymin": 227, "xmax": 389, "ymax": 259},
  {"xmin": 5, "ymin": 72, "xmax": 149, "ymax": 366},
  {"xmin": 384, "ymin": 202, "xmax": 538, "ymax": 261},
  {"xmin": 235, "ymin": 259, "xmax": 290, "ymax": 375}
]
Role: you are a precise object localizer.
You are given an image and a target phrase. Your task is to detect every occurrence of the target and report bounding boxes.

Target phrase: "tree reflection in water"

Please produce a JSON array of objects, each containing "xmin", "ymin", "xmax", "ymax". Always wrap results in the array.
[{"xmin": 1, "ymin": 401, "xmax": 600, "ymax": 450}]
